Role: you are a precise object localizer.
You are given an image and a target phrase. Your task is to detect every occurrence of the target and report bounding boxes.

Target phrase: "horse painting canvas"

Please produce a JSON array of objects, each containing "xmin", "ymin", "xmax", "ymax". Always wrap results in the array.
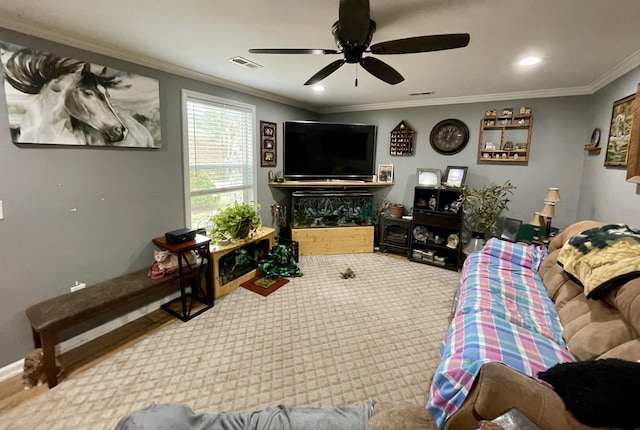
[{"xmin": 0, "ymin": 42, "xmax": 161, "ymax": 148}]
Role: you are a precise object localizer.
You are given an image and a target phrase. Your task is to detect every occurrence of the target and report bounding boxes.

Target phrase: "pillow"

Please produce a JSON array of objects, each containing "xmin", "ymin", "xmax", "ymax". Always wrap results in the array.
[
  {"xmin": 537, "ymin": 358, "xmax": 640, "ymax": 429},
  {"xmin": 557, "ymin": 223, "xmax": 640, "ymax": 299}
]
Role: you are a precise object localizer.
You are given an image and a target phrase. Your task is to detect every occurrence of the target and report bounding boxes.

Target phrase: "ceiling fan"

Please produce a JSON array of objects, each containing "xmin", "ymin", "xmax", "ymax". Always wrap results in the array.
[{"xmin": 249, "ymin": 0, "xmax": 470, "ymax": 86}]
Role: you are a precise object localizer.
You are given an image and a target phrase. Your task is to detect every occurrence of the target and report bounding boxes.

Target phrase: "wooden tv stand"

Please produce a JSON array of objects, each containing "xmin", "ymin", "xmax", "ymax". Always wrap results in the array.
[{"xmin": 291, "ymin": 226, "xmax": 374, "ymax": 256}]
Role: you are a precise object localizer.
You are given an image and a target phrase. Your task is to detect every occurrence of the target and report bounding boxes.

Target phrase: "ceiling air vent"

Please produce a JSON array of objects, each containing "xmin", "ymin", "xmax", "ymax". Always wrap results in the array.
[{"xmin": 228, "ymin": 56, "xmax": 262, "ymax": 69}]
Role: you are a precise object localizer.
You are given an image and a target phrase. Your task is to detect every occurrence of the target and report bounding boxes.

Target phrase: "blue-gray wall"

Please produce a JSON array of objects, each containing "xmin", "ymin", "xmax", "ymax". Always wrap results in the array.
[{"xmin": 0, "ymin": 25, "xmax": 638, "ymax": 368}]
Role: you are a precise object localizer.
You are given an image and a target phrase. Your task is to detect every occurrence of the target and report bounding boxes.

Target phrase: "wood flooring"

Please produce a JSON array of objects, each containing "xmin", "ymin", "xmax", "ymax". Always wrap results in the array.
[{"xmin": 0, "ymin": 308, "xmax": 175, "ymax": 416}]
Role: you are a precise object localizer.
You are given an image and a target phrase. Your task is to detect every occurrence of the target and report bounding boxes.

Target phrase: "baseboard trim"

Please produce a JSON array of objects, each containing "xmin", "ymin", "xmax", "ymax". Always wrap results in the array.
[
  {"xmin": 0, "ymin": 359, "xmax": 23, "ymax": 383},
  {"xmin": 1, "ymin": 292, "xmax": 180, "ymax": 384}
]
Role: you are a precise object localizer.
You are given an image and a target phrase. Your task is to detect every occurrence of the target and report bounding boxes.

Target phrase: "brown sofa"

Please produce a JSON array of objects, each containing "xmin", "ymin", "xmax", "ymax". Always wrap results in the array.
[{"xmin": 443, "ymin": 220, "xmax": 640, "ymax": 430}]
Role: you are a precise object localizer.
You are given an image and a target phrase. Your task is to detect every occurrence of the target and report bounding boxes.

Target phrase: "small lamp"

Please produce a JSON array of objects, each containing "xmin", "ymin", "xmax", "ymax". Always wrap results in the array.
[
  {"xmin": 544, "ymin": 187, "xmax": 561, "ymax": 203},
  {"xmin": 529, "ymin": 212, "xmax": 544, "ymax": 240},
  {"xmin": 538, "ymin": 201, "xmax": 556, "ymax": 241}
]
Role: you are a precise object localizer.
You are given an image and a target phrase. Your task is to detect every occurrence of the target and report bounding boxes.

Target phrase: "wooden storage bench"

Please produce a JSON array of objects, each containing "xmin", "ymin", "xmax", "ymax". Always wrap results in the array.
[{"xmin": 25, "ymin": 268, "xmax": 180, "ymax": 388}]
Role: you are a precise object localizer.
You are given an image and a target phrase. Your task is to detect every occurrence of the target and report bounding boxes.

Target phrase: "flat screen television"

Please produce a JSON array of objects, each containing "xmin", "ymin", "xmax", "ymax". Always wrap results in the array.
[{"xmin": 283, "ymin": 121, "xmax": 377, "ymax": 181}]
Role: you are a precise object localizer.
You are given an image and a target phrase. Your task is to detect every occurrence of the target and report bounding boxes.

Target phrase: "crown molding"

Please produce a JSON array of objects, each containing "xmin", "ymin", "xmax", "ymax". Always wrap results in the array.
[
  {"xmin": 318, "ymin": 86, "xmax": 593, "ymax": 114},
  {"xmin": 588, "ymin": 48, "xmax": 640, "ymax": 93},
  {"xmin": 1, "ymin": 17, "xmax": 639, "ymax": 115},
  {"xmin": 0, "ymin": 18, "xmax": 318, "ymax": 113}
]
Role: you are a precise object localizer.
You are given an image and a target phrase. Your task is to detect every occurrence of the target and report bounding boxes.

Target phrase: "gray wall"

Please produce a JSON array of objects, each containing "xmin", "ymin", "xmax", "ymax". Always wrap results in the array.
[
  {"xmin": 321, "ymin": 96, "xmax": 590, "ymax": 230},
  {"xmin": 0, "ymin": 28, "xmax": 315, "ymax": 367},
  {"xmin": 1, "ymin": 25, "xmax": 639, "ymax": 368},
  {"xmin": 577, "ymin": 68, "xmax": 640, "ymax": 224}
]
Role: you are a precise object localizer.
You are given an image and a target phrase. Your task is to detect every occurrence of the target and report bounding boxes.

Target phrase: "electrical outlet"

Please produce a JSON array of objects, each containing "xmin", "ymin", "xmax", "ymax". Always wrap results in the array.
[{"xmin": 70, "ymin": 281, "xmax": 86, "ymax": 292}]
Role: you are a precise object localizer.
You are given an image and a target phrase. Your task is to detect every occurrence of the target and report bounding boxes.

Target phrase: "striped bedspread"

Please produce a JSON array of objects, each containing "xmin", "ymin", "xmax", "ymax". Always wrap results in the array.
[{"xmin": 427, "ymin": 238, "xmax": 575, "ymax": 429}]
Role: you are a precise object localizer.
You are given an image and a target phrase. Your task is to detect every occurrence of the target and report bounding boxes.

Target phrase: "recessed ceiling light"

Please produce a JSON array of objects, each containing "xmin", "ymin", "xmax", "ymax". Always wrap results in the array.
[
  {"xmin": 312, "ymin": 85, "xmax": 326, "ymax": 92},
  {"xmin": 519, "ymin": 56, "xmax": 541, "ymax": 66}
]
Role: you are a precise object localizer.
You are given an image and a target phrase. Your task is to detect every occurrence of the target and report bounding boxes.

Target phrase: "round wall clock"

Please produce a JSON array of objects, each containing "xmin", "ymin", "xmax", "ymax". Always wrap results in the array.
[{"xmin": 429, "ymin": 119, "xmax": 470, "ymax": 155}]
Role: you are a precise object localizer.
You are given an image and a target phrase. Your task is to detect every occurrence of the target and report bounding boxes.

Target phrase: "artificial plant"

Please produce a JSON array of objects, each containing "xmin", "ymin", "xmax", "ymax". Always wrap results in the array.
[{"xmin": 461, "ymin": 180, "xmax": 517, "ymax": 238}]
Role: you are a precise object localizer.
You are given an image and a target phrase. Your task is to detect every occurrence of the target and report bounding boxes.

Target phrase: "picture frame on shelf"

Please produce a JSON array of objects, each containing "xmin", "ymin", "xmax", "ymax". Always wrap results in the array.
[
  {"xmin": 416, "ymin": 168, "xmax": 441, "ymax": 188},
  {"xmin": 604, "ymin": 93, "xmax": 635, "ymax": 167},
  {"xmin": 260, "ymin": 120, "xmax": 277, "ymax": 167},
  {"xmin": 443, "ymin": 166, "xmax": 468, "ymax": 188},
  {"xmin": 378, "ymin": 164, "xmax": 394, "ymax": 183},
  {"xmin": 499, "ymin": 217, "xmax": 523, "ymax": 242}
]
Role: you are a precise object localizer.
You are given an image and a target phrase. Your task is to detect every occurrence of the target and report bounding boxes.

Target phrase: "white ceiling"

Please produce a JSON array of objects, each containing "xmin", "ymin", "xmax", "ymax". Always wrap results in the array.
[{"xmin": 0, "ymin": 0, "xmax": 639, "ymax": 113}]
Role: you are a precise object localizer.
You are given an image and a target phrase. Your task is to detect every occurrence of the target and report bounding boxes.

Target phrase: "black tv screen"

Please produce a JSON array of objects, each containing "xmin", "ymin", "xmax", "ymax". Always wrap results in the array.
[{"xmin": 283, "ymin": 121, "xmax": 377, "ymax": 180}]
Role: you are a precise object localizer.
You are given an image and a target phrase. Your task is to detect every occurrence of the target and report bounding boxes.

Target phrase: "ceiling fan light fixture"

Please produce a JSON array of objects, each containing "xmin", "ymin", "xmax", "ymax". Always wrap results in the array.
[
  {"xmin": 313, "ymin": 85, "xmax": 326, "ymax": 92},
  {"xmin": 519, "ymin": 56, "xmax": 541, "ymax": 66}
]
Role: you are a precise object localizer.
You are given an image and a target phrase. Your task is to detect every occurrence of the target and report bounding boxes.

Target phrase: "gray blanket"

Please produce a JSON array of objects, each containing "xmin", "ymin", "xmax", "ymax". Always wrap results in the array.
[{"xmin": 114, "ymin": 402, "xmax": 374, "ymax": 430}]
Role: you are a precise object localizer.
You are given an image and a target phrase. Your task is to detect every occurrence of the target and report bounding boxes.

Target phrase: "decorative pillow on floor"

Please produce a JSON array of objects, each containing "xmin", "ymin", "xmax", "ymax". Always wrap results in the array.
[{"xmin": 537, "ymin": 358, "xmax": 640, "ymax": 429}]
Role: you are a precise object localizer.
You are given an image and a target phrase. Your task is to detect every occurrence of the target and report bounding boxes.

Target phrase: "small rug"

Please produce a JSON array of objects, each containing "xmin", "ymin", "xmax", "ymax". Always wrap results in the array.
[{"xmin": 241, "ymin": 272, "xmax": 289, "ymax": 297}]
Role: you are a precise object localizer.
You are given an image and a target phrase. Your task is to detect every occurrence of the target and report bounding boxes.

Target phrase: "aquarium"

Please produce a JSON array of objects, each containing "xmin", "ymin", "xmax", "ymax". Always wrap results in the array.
[{"xmin": 291, "ymin": 191, "xmax": 373, "ymax": 228}]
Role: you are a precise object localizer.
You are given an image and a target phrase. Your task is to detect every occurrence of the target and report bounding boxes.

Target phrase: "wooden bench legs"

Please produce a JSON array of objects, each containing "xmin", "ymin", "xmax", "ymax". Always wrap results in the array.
[{"xmin": 32, "ymin": 328, "xmax": 60, "ymax": 388}]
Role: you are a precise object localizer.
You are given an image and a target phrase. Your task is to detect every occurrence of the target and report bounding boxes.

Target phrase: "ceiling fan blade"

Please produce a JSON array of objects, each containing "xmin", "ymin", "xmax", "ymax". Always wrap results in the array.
[
  {"xmin": 339, "ymin": 0, "xmax": 370, "ymax": 45},
  {"xmin": 249, "ymin": 48, "xmax": 339, "ymax": 55},
  {"xmin": 370, "ymin": 33, "xmax": 470, "ymax": 55},
  {"xmin": 304, "ymin": 59, "xmax": 346, "ymax": 85},
  {"xmin": 360, "ymin": 57, "xmax": 404, "ymax": 85}
]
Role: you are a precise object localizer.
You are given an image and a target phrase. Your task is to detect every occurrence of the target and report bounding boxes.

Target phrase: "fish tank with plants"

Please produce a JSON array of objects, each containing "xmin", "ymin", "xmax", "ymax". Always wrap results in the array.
[{"xmin": 291, "ymin": 191, "xmax": 373, "ymax": 229}]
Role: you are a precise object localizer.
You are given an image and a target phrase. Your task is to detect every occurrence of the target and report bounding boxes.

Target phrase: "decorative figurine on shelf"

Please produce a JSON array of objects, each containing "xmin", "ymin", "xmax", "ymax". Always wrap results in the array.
[
  {"xmin": 449, "ymin": 195, "xmax": 463, "ymax": 214},
  {"xmin": 428, "ymin": 196, "xmax": 437, "ymax": 210}
]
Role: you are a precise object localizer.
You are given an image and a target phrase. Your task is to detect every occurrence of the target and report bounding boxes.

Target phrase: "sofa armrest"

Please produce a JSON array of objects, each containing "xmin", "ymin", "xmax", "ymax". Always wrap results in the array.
[{"xmin": 443, "ymin": 362, "xmax": 594, "ymax": 430}]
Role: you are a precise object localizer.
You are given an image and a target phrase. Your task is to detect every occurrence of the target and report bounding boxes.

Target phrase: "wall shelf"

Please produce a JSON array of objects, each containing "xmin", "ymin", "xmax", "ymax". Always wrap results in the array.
[{"xmin": 478, "ymin": 114, "xmax": 533, "ymax": 163}]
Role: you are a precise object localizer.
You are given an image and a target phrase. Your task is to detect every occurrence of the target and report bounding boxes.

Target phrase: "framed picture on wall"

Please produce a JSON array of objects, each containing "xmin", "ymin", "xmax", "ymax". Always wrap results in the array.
[
  {"xmin": 0, "ymin": 41, "xmax": 161, "ymax": 148},
  {"xmin": 260, "ymin": 120, "xmax": 277, "ymax": 167},
  {"xmin": 604, "ymin": 93, "xmax": 635, "ymax": 167}
]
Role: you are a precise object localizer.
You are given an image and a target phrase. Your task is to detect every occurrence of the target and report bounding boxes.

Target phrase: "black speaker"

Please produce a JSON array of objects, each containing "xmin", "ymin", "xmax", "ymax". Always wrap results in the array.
[{"xmin": 165, "ymin": 228, "xmax": 196, "ymax": 244}]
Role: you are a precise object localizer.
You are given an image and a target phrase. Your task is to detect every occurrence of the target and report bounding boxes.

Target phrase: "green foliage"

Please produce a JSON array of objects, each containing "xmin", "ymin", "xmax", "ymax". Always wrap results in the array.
[
  {"xmin": 190, "ymin": 170, "xmax": 215, "ymax": 209},
  {"xmin": 461, "ymin": 180, "xmax": 517, "ymax": 238},
  {"xmin": 209, "ymin": 201, "xmax": 261, "ymax": 241}
]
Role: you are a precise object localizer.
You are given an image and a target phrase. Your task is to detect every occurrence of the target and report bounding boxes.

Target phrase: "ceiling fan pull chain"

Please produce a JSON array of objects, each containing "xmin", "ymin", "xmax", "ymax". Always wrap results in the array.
[{"xmin": 355, "ymin": 63, "xmax": 359, "ymax": 87}]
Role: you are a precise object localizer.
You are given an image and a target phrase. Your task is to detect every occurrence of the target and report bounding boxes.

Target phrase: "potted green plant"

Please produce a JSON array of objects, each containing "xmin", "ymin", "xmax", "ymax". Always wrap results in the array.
[
  {"xmin": 461, "ymin": 180, "xmax": 517, "ymax": 239},
  {"xmin": 210, "ymin": 201, "xmax": 262, "ymax": 243}
]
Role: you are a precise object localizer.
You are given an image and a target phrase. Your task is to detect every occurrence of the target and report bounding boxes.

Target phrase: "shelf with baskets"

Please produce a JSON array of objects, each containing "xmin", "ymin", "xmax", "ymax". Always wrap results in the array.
[
  {"xmin": 409, "ymin": 187, "xmax": 463, "ymax": 271},
  {"xmin": 478, "ymin": 114, "xmax": 533, "ymax": 162}
]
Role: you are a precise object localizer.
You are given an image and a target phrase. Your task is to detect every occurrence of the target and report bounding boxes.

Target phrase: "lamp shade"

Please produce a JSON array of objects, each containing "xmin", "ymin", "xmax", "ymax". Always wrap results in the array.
[
  {"xmin": 529, "ymin": 212, "xmax": 545, "ymax": 226},
  {"xmin": 544, "ymin": 187, "xmax": 561, "ymax": 202},
  {"xmin": 539, "ymin": 202, "xmax": 556, "ymax": 218}
]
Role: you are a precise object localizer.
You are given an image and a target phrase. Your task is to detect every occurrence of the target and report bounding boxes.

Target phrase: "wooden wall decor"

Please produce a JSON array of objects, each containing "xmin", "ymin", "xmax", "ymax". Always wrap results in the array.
[
  {"xmin": 390, "ymin": 120, "xmax": 415, "ymax": 156},
  {"xmin": 627, "ymin": 83, "xmax": 640, "ymax": 183}
]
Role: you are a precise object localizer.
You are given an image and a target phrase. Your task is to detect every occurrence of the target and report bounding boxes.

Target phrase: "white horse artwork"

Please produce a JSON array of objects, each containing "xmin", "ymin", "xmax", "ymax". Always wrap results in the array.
[{"xmin": 2, "ymin": 47, "xmax": 160, "ymax": 147}]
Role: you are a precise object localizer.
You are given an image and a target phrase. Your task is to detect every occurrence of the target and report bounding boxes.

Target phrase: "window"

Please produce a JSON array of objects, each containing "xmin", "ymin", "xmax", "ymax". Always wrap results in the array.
[{"xmin": 182, "ymin": 90, "xmax": 256, "ymax": 229}]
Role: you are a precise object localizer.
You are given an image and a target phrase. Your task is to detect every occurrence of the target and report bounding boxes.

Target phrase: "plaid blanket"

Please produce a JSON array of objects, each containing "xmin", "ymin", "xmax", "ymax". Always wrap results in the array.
[{"xmin": 427, "ymin": 239, "xmax": 575, "ymax": 428}]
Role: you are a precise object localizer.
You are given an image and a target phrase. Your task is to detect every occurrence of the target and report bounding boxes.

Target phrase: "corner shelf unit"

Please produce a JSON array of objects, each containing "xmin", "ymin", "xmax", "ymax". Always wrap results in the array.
[
  {"xmin": 478, "ymin": 114, "xmax": 533, "ymax": 163},
  {"xmin": 409, "ymin": 187, "xmax": 463, "ymax": 271}
]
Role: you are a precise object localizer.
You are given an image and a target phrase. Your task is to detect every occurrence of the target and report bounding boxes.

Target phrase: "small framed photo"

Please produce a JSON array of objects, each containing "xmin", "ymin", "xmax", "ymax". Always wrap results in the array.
[
  {"xmin": 416, "ymin": 168, "xmax": 441, "ymax": 188},
  {"xmin": 443, "ymin": 166, "xmax": 468, "ymax": 188},
  {"xmin": 260, "ymin": 120, "xmax": 277, "ymax": 167},
  {"xmin": 501, "ymin": 108, "xmax": 513, "ymax": 116},
  {"xmin": 377, "ymin": 164, "xmax": 394, "ymax": 183}
]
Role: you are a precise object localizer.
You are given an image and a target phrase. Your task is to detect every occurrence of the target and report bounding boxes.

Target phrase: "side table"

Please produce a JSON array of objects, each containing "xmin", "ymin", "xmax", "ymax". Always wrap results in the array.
[{"xmin": 152, "ymin": 234, "xmax": 213, "ymax": 322}]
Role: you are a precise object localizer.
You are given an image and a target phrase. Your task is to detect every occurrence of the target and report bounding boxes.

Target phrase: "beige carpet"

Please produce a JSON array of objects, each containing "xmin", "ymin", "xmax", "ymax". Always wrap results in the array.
[{"xmin": 0, "ymin": 253, "xmax": 459, "ymax": 430}]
